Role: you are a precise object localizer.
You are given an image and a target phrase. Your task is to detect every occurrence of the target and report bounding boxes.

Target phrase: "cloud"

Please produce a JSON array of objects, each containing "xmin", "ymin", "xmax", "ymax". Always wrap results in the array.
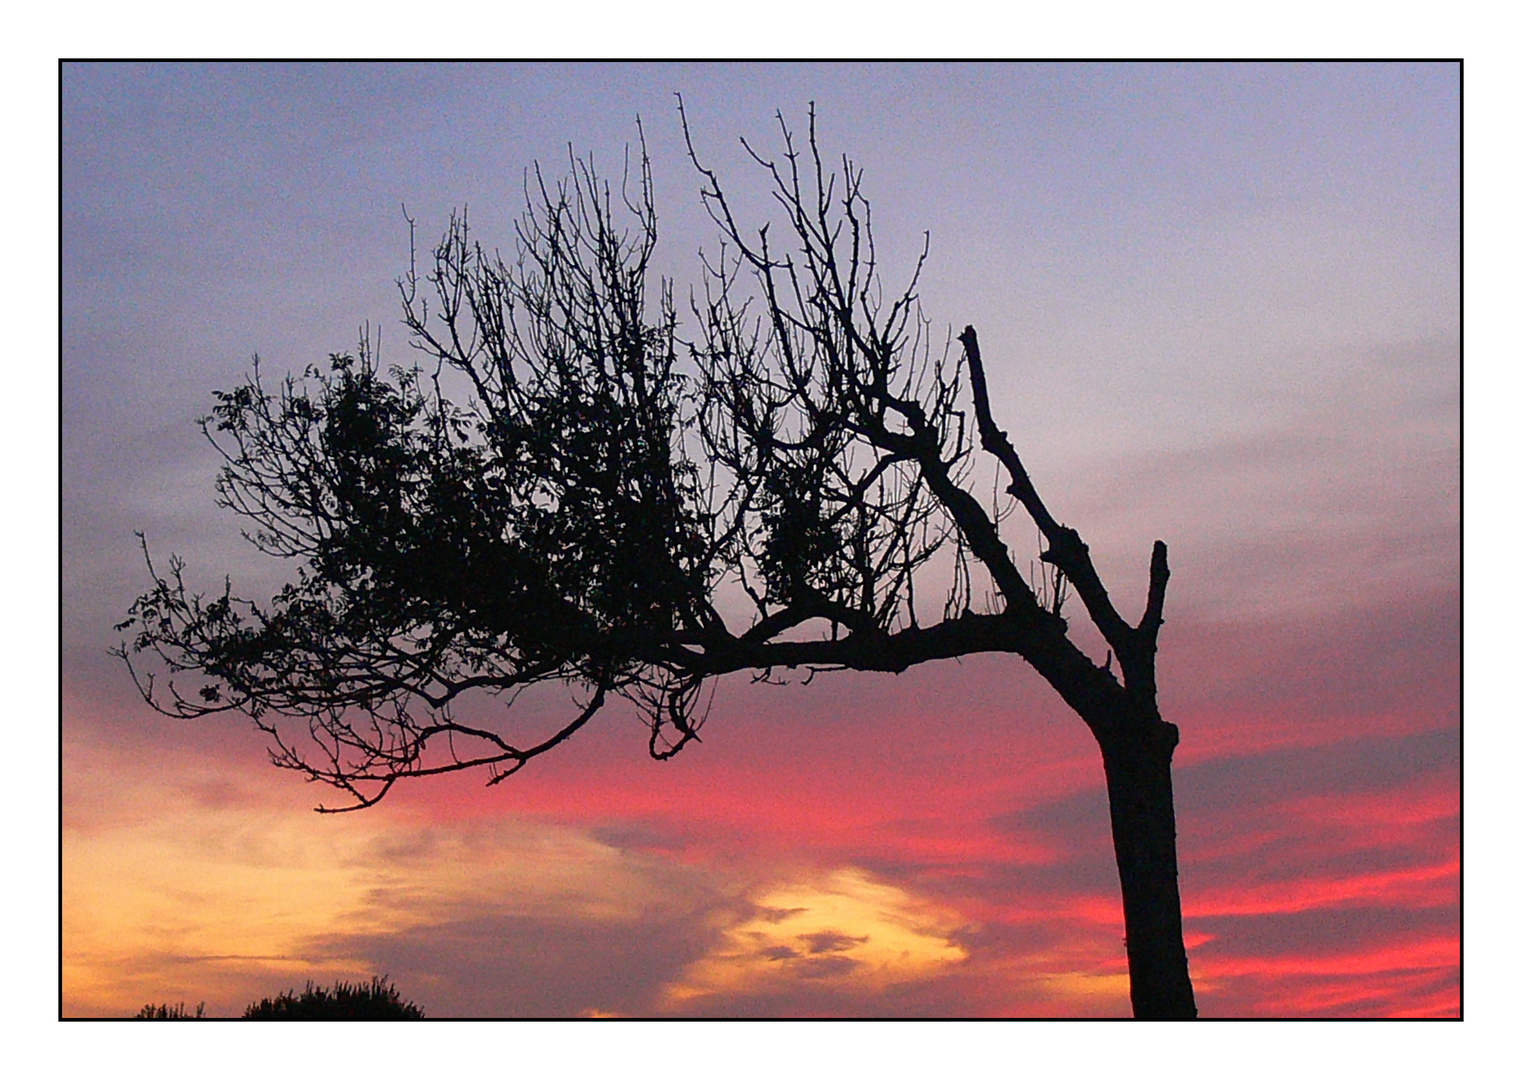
[
  {"xmin": 63, "ymin": 686, "xmax": 1458, "ymax": 1017},
  {"xmin": 1044, "ymin": 335, "xmax": 1458, "ymax": 630},
  {"xmin": 66, "ymin": 720, "xmax": 983, "ymax": 1017},
  {"xmin": 64, "ymin": 794, "xmax": 404, "ymax": 1016},
  {"xmin": 1188, "ymin": 908, "xmax": 1459, "ymax": 1018},
  {"xmin": 65, "ymin": 501, "xmax": 1458, "ymax": 1019},
  {"xmin": 661, "ymin": 868, "xmax": 971, "ymax": 1013},
  {"xmin": 62, "ymin": 718, "xmax": 722, "ymax": 1017},
  {"xmin": 61, "ymin": 64, "xmax": 1460, "ymax": 1024}
]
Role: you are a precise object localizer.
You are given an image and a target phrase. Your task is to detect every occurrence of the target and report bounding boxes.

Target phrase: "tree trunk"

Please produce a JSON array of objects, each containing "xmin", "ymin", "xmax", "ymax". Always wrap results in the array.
[{"xmin": 1097, "ymin": 715, "xmax": 1197, "ymax": 1018}]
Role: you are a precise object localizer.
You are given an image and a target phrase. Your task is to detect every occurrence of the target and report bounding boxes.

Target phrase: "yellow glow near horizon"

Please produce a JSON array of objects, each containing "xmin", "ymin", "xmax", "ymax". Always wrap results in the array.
[
  {"xmin": 63, "ymin": 797, "xmax": 419, "ymax": 1016},
  {"xmin": 663, "ymin": 867, "xmax": 970, "ymax": 1007},
  {"xmin": 61, "ymin": 727, "xmax": 698, "ymax": 1016}
]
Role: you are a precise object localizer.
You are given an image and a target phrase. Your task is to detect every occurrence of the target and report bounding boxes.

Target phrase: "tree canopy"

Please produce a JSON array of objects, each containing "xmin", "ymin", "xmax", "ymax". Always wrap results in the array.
[{"xmin": 118, "ymin": 104, "xmax": 1196, "ymax": 1017}]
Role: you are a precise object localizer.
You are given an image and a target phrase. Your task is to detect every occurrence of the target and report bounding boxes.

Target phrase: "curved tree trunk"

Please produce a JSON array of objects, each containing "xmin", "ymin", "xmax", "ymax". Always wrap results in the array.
[{"xmin": 1097, "ymin": 716, "xmax": 1197, "ymax": 1018}]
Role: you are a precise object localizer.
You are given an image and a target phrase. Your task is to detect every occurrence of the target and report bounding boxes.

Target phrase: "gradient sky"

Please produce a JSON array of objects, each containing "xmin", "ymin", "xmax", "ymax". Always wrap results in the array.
[{"xmin": 61, "ymin": 62, "xmax": 1459, "ymax": 1019}]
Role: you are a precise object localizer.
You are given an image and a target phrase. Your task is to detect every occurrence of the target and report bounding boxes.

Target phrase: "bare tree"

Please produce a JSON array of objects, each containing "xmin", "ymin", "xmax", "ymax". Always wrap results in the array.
[{"xmin": 118, "ymin": 105, "xmax": 1197, "ymax": 1018}]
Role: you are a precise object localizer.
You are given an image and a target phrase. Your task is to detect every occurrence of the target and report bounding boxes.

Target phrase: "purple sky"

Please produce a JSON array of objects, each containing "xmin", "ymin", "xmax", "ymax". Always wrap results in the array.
[
  {"xmin": 64, "ymin": 61, "xmax": 1458, "ymax": 668},
  {"xmin": 55, "ymin": 61, "xmax": 1473, "ymax": 1039}
]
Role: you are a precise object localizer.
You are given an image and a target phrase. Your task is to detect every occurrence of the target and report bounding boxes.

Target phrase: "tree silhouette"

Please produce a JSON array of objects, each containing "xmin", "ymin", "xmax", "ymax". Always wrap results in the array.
[
  {"xmin": 242, "ymin": 976, "xmax": 424, "ymax": 1019},
  {"xmin": 134, "ymin": 1000, "xmax": 205, "ymax": 1019},
  {"xmin": 132, "ymin": 977, "xmax": 424, "ymax": 1018},
  {"xmin": 117, "ymin": 104, "xmax": 1196, "ymax": 1018}
]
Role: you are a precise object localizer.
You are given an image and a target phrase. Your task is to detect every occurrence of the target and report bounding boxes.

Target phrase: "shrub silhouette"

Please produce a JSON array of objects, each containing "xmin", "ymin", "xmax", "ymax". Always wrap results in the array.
[
  {"xmin": 134, "ymin": 1000, "xmax": 205, "ymax": 1019},
  {"xmin": 241, "ymin": 976, "xmax": 424, "ymax": 1019}
]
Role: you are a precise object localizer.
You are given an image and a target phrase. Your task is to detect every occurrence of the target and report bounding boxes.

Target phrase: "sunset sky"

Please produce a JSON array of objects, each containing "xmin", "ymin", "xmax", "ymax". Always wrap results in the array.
[{"xmin": 61, "ymin": 62, "xmax": 1460, "ymax": 1019}]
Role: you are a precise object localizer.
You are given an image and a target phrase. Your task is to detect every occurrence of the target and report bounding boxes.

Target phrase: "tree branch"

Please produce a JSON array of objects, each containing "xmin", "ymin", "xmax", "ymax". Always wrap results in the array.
[{"xmin": 958, "ymin": 326, "xmax": 1145, "ymax": 675}]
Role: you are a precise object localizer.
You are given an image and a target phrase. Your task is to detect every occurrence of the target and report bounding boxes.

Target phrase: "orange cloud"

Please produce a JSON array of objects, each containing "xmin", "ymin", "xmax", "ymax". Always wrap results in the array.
[{"xmin": 662, "ymin": 868, "xmax": 971, "ymax": 1010}]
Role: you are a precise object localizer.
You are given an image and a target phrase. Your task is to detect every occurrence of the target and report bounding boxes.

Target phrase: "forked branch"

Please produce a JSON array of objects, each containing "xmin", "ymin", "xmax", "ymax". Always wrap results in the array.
[{"xmin": 958, "ymin": 326, "xmax": 1169, "ymax": 695}]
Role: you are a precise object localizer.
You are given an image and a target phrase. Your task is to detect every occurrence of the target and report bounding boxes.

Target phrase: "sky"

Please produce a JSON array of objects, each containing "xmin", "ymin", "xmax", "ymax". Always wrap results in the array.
[{"xmin": 61, "ymin": 61, "xmax": 1459, "ymax": 1019}]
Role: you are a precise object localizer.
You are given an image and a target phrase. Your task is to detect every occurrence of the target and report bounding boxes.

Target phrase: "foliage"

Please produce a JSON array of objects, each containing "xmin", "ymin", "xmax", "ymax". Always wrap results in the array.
[
  {"xmin": 115, "ymin": 102, "xmax": 1195, "ymax": 1015},
  {"xmin": 134, "ymin": 1000, "xmax": 205, "ymax": 1019},
  {"xmin": 241, "ymin": 976, "xmax": 424, "ymax": 1020},
  {"xmin": 115, "ymin": 106, "xmax": 1088, "ymax": 810}
]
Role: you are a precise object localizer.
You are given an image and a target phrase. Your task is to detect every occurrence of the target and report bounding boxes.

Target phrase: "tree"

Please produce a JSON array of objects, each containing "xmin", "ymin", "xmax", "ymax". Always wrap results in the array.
[{"xmin": 118, "ymin": 104, "xmax": 1197, "ymax": 1018}]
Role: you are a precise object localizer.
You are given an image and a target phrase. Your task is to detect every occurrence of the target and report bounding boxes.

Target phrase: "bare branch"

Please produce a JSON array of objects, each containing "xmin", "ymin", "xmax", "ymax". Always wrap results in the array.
[
  {"xmin": 122, "ymin": 106, "xmax": 1170, "ymax": 808},
  {"xmin": 958, "ymin": 325, "xmax": 1163, "ymax": 689}
]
